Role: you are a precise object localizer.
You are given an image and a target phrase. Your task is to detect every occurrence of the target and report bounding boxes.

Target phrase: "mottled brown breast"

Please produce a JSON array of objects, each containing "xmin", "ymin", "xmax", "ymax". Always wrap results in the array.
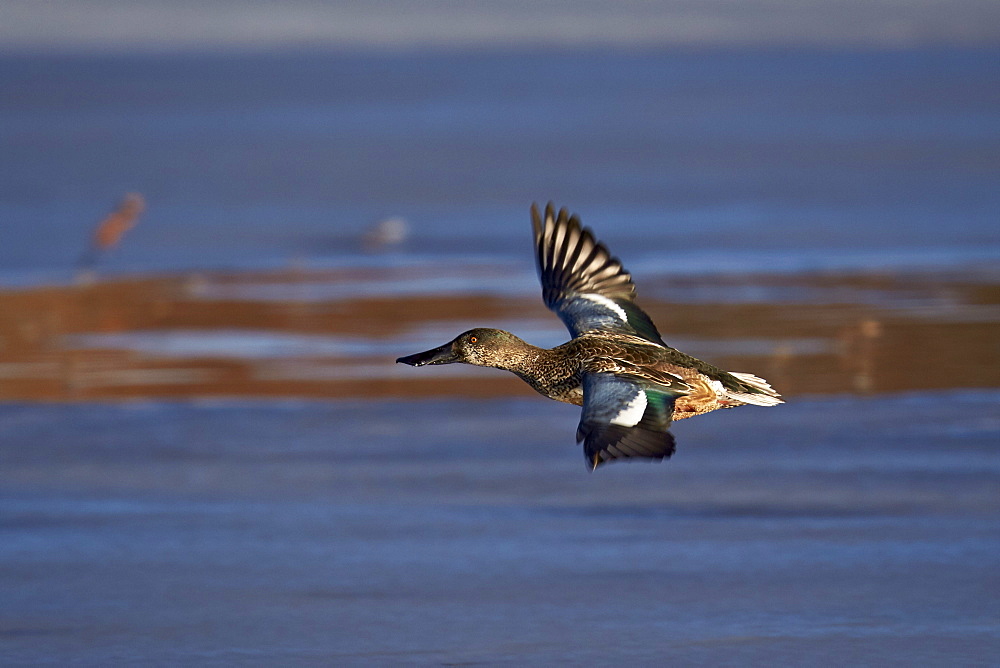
[{"xmin": 509, "ymin": 343, "xmax": 584, "ymax": 405}]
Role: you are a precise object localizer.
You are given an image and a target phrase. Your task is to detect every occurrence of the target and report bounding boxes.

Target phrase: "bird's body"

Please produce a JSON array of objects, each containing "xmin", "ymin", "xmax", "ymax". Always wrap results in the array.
[
  {"xmin": 460, "ymin": 330, "xmax": 775, "ymax": 417},
  {"xmin": 397, "ymin": 203, "xmax": 782, "ymax": 469}
]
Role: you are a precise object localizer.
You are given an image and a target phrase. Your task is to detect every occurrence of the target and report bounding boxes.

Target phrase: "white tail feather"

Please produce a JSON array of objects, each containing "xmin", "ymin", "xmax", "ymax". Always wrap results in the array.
[{"xmin": 727, "ymin": 372, "xmax": 784, "ymax": 406}]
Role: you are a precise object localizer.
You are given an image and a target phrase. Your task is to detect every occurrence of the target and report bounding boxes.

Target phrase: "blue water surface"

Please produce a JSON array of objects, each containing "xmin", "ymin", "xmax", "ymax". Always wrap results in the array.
[
  {"xmin": 1, "ymin": 48, "xmax": 998, "ymax": 281},
  {"xmin": 1, "ymin": 391, "xmax": 998, "ymax": 664}
]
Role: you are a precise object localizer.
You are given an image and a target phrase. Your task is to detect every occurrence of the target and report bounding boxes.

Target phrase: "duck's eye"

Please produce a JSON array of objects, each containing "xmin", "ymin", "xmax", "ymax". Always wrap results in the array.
[{"xmin": 469, "ymin": 336, "xmax": 478, "ymax": 344}]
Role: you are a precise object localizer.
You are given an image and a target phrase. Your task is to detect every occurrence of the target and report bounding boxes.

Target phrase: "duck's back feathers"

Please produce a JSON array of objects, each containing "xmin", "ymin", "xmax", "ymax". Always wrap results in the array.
[{"xmin": 532, "ymin": 202, "xmax": 664, "ymax": 344}]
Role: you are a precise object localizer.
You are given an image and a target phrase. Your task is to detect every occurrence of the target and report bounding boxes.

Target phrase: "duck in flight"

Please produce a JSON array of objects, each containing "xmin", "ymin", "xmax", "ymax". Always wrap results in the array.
[{"xmin": 396, "ymin": 203, "xmax": 783, "ymax": 469}]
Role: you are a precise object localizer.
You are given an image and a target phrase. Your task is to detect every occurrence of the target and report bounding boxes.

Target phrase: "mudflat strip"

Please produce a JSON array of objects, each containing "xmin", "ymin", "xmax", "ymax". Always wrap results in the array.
[{"xmin": 0, "ymin": 267, "xmax": 996, "ymax": 401}]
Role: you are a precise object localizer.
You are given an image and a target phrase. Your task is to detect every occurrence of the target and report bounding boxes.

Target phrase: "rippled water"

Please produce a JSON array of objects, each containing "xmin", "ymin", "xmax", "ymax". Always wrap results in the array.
[
  {"xmin": 3, "ymin": 392, "xmax": 999, "ymax": 664},
  {"xmin": 2, "ymin": 48, "xmax": 998, "ymax": 282}
]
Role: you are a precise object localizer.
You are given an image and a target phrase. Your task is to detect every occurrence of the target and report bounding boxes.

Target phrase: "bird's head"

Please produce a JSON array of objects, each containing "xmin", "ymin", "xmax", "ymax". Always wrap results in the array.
[{"xmin": 396, "ymin": 328, "xmax": 525, "ymax": 368}]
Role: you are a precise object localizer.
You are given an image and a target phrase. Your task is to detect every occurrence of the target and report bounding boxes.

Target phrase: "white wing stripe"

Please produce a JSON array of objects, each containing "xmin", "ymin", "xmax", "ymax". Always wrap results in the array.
[
  {"xmin": 581, "ymin": 294, "xmax": 629, "ymax": 323},
  {"xmin": 610, "ymin": 391, "xmax": 647, "ymax": 427}
]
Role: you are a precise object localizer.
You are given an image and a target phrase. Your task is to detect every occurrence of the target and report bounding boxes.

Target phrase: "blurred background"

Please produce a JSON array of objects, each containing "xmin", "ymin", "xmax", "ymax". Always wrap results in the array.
[{"xmin": 2, "ymin": 1, "xmax": 998, "ymax": 665}]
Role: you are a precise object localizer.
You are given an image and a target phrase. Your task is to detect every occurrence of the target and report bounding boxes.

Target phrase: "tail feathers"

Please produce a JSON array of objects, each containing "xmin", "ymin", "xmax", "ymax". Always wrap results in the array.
[{"xmin": 727, "ymin": 372, "xmax": 784, "ymax": 407}]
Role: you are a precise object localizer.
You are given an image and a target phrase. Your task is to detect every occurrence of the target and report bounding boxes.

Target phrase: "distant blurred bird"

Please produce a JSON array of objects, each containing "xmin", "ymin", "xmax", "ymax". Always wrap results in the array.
[
  {"xmin": 362, "ymin": 216, "xmax": 409, "ymax": 251},
  {"xmin": 397, "ymin": 202, "xmax": 783, "ymax": 470},
  {"xmin": 78, "ymin": 193, "xmax": 145, "ymax": 270}
]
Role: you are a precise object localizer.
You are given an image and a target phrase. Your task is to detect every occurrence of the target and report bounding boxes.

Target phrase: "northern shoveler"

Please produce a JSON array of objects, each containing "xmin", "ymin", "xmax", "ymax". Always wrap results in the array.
[{"xmin": 397, "ymin": 202, "xmax": 783, "ymax": 470}]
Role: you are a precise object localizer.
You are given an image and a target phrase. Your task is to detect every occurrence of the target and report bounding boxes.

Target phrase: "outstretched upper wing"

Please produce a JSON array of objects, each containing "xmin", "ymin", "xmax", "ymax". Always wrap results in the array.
[
  {"xmin": 577, "ymin": 372, "xmax": 680, "ymax": 470},
  {"xmin": 531, "ymin": 202, "xmax": 664, "ymax": 343}
]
